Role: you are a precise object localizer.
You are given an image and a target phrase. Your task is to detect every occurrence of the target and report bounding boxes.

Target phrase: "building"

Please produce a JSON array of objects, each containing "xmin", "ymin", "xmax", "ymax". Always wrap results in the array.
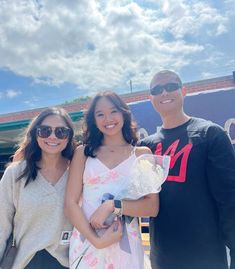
[{"xmin": 1, "ymin": 72, "xmax": 235, "ymax": 177}]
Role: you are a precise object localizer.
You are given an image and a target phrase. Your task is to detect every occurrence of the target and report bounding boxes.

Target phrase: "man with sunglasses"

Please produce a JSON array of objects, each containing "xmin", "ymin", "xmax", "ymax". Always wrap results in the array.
[{"xmin": 140, "ymin": 70, "xmax": 235, "ymax": 269}]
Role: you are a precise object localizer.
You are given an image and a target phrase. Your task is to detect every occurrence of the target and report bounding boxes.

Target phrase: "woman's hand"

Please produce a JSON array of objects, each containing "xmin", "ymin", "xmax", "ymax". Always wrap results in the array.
[
  {"xmin": 94, "ymin": 218, "xmax": 123, "ymax": 249},
  {"xmin": 90, "ymin": 200, "xmax": 114, "ymax": 229}
]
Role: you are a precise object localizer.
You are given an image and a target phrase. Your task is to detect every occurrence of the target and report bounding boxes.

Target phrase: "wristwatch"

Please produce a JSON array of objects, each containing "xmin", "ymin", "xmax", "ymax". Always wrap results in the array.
[{"xmin": 113, "ymin": 199, "xmax": 122, "ymax": 217}]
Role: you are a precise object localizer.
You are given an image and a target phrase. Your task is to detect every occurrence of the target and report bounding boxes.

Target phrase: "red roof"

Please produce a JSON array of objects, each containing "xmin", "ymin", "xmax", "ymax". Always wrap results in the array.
[{"xmin": 0, "ymin": 74, "xmax": 234, "ymax": 123}]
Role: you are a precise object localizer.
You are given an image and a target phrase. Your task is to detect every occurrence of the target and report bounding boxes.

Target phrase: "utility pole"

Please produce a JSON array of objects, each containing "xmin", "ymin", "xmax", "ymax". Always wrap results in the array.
[{"xmin": 130, "ymin": 80, "xmax": 133, "ymax": 93}]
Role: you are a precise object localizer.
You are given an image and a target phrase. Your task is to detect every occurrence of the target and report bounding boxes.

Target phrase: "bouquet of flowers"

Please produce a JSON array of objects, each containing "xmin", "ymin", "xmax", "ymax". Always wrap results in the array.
[
  {"xmin": 118, "ymin": 153, "xmax": 170, "ymax": 200},
  {"xmin": 101, "ymin": 153, "xmax": 170, "ymax": 227}
]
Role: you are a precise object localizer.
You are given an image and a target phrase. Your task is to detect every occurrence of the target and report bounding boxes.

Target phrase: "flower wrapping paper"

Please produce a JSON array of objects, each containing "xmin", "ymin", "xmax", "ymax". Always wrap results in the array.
[{"xmin": 117, "ymin": 154, "xmax": 171, "ymax": 200}]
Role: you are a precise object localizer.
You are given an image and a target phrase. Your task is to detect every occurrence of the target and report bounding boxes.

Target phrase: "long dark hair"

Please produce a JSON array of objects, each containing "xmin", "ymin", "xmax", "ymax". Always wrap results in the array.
[
  {"xmin": 15, "ymin": 107, "xmax": 76, "ymax": 186},
  {"xmin": 83, "ymin": 91, "xmax": 138, "ymax": 157}
]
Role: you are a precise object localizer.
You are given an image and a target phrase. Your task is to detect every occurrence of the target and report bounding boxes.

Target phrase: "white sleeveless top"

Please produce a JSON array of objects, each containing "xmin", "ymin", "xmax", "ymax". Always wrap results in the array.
[{"xmin": 69, "ymin": 151, "xmax": 145, "ymax": 269}]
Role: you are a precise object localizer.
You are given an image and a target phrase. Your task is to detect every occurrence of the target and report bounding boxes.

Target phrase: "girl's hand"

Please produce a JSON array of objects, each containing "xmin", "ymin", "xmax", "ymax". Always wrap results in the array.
[
  {"xmin": 90, "ymin": 200, "xmax": 114, "ymax": 229},
  {"xmin": 94, "ymin": 219, "xmax": 122, "ymax": 249}
]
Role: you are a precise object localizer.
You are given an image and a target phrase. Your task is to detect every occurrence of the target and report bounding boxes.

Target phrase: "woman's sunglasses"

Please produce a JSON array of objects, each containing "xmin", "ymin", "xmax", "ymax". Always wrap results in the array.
[
  {"xmin": 36, "ymin": 125, "xmax": 71, "ymax": 139},
  {"xmin": 150, "ymin": 82, "xmax": 182, "ymax": 96}
]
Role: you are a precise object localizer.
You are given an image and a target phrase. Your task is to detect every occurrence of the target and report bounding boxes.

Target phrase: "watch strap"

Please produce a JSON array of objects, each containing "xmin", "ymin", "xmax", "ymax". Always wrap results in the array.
[{"xmin": 113, "ymin": 199, "xmax": 122, "ymax": 216}]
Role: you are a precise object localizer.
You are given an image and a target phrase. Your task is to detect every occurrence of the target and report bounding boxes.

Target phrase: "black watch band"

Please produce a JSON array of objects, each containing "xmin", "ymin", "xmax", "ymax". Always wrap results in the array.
[{"xmin": 114, "ymin": 199, "xmax": 122, "ymax": 216}]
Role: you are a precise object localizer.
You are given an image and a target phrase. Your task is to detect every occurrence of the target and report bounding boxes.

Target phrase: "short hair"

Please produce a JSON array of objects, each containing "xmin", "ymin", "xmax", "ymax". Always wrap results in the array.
[{"xmin": 150, "ymin": 70, "xmax": 182, "ymax": 89}]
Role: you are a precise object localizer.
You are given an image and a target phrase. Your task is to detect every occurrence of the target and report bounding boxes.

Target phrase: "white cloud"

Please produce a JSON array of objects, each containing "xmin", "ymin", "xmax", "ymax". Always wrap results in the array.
[
  {"xmin": 6, "ymin": 89, "xmax": 21, "ymax": 98},
  {"xmin": 23, "ymin": 95, "xmax": 41, "ymax": 109},
  {"xmin": 0, "ymin": 89, "xmax": 22, "ymax": 99},
  {"xmin": 153, "ymin": 0, "xmax": 228, "ymax": 38},
  {"xmin": 0, "ymin": 0, "xmax": 234, "ymax": 93}
]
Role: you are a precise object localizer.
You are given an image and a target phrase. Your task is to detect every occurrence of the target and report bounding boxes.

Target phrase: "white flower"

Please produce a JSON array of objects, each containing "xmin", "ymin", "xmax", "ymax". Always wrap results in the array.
[{"xmin": 116, "ymin": 154, "xmax": 170, "ymax": 200}]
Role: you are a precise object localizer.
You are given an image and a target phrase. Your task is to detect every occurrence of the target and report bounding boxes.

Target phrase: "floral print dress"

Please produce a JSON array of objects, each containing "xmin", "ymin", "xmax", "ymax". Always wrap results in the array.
[{"xmin": 69, "ymin": 154, "xmax": 145, "ymax": 269}]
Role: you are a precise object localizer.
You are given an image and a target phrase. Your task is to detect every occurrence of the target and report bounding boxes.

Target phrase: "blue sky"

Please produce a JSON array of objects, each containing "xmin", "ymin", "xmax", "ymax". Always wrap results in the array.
[{"xmin": 0, "ymin": 0, "xmax": 235, "ymax": 114}]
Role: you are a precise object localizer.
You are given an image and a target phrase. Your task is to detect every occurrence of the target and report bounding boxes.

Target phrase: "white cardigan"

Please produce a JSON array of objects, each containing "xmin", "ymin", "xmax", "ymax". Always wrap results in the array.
[{"xmin": 0, "ymin": 161, "xmax": 72, "ymax": 269}]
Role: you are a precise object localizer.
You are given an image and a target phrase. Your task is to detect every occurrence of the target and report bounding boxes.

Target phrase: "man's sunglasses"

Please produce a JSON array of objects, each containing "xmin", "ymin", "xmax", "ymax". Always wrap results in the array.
[
  {"xmin": 36, "ymin": 125, "xmax": 71, "ymax": 139},
  {"xmin": 150, "ymin": 82, "xmax": 182, "ymax": 96}
]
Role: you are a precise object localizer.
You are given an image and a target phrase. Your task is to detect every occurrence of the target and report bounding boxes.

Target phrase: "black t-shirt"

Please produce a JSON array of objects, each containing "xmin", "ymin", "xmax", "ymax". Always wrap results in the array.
[{"xmin": 140, "ymin": 117, "xmax": 235, "ymax": 269}]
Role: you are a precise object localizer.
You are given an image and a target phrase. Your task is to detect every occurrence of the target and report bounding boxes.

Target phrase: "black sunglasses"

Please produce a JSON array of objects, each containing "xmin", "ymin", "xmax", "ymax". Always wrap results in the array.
[
  {"xmin": 36, "ymin": 125, "xmax": 71, "ymax": 139},
  {"xmin": 150, "ymin": 82, "xmax": 182, "ymax": 96}
]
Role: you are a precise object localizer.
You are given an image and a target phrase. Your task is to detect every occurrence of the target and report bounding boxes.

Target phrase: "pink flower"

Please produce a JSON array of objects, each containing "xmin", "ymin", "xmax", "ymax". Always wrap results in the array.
[
  {"xmin": 89, "ymin": 257, "xmax": 98, "ymax": 267},
  {"xmin": 83, "ymin": 251, "xmax": 93, "ymax": 263},
  {"xmin": 88, "ymin": 176, "xmax": 101, "ymax": 184},
  {"xmin": 103, "ymin": 171, "xmax": 119, "ymax": 183},
  {"xmin": 109, "ymin": 171, "xmax": 118, "ymax": 180},
  {"xmin": 72, "ymin": 230, "xmax": 79, "ymax": 239},
  {"xmin": 130, "ymin": 231, "xmax": 138, "ymax": 237}
]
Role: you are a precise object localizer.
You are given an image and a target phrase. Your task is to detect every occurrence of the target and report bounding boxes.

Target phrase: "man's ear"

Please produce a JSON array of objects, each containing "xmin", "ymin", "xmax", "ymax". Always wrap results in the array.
[{"xmin": 182, "ymin": 86, "xmax": 187, "ymax": 97}]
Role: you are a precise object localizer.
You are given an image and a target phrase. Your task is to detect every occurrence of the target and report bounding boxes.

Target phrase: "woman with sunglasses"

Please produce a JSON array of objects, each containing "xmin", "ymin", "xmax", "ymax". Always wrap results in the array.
[
  {"xmin": 0, "ymin": 107, "xmax": 77, "ymax": 269},
  {"xmin": 65, "ymin": 91, "xmax": 159, "ymax": 269}
]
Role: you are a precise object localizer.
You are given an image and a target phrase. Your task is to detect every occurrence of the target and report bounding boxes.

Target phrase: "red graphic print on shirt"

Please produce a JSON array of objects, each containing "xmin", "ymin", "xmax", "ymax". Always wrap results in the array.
[{"xmin": 155, "ymin": 139, "xmax": 193, "ymax": 182}]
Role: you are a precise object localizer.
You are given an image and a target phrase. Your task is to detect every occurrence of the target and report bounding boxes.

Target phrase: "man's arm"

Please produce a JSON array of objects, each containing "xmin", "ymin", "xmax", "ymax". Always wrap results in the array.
[{"xmin": 206, "ymin": 125, "xmax": 235, "ymax": 269}]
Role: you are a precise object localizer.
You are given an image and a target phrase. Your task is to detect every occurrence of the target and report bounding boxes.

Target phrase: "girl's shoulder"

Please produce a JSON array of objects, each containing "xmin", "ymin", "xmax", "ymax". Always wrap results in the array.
[
  {"xmin": 75, "ymin": 144, "xmax": 85, "ymax": 153},
  {"xmin": 72, "ymin": 144, "xmax": 87, "ymax": 162},
  {"xmin": 1, "ymin": 160, "xmax": 26, "ymax": 186},
  {"xmin": 6, "ymin": 160, "xmax": 26, "ymax": 174},
  {"xmin": 134, "ymin": 146, "xmax": 152, "ymax": 157}
]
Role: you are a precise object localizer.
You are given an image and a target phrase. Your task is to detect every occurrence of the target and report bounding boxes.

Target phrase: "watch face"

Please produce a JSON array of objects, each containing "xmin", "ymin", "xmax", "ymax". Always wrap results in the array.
[{"xmin": 114, "ymin": 199, "xmax": 121, "ymax": 209}]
